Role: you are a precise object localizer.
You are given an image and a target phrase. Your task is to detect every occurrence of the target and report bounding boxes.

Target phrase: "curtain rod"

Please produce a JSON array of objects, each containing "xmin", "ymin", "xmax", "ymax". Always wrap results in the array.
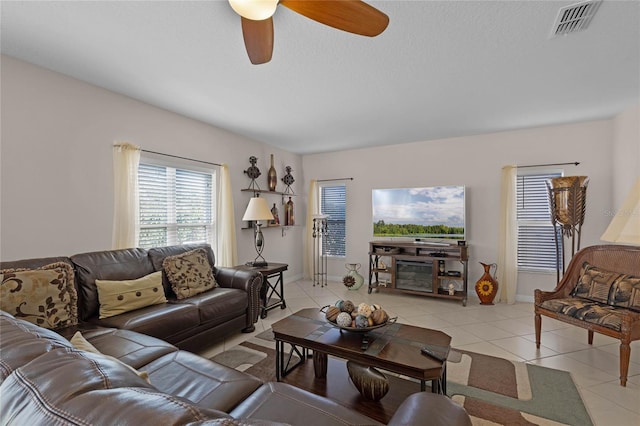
[
  {"xmin": 518, "ymin": 161, "xmax": 580, "ymax": 168},
  {"xmin": 317, "ymin": 177, "xmax": 354, "ymax": 182},
  {"xmin": 141, "ymin": 149, "xmax": 222, "ymax": 167}
]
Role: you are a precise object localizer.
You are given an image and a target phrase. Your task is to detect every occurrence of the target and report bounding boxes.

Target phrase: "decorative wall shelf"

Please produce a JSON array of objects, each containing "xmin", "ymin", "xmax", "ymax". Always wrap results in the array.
[{"xmin": 241, "ymin": 189, "xmax": 298, "ymax": 236}]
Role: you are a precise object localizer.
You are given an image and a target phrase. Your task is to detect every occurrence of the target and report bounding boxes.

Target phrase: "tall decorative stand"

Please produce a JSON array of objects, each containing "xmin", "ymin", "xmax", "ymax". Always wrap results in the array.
[
  {"xmin": 312, "ymin": 215, "xmax": 328, "ymax": 287},
  {"xmin": 546, "ymin": 176, "xmax": 589, "ymax": 282}
]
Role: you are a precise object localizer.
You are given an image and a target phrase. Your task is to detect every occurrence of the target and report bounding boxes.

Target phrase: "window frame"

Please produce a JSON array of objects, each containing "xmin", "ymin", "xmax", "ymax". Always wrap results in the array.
[
  {"xmin": 516, "ymin": 168, "xmax": 564, "ymax": 273},
  {"xmin": 319, "ymin": 183, "xmax": 347, "ymax": 258},
  {"xmin": 137, "ymin": 154, "xmax": 217, "ymax": 249}
]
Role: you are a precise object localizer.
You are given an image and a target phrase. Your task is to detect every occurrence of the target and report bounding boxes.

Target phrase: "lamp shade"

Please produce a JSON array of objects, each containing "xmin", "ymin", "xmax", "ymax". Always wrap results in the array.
[
  {"xmin": 242, "ymin": 197, "xmax": 275, "ymax": 222},
  {"xmin": 228, "ymin": 0, "xmax": 278, "ymax": 20},
  {"xmin": 601, "ymin": 177, "xmax": 640, "ymax": 244}
]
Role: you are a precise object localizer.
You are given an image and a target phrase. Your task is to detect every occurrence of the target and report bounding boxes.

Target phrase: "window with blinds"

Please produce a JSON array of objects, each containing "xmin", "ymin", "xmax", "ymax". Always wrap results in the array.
[
  {"xmin": 320, "ymin": 185, "xmax": 346, "ymax": 257},
  {"xmin": 517, "ymin": 171, "xmax": 563, "ymax": 271},
  {"xmin": 138, "ymin": 163, "xmax": 216, "ymax": 248}
]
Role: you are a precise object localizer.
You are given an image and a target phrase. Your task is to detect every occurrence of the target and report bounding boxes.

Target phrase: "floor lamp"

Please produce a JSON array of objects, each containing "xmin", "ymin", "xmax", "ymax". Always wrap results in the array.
[
  {"xmin": 242, "ymin": 197, "xmax": 275, "ymax": 267},
  {"xmin": 547, "ymin": 176, "xmax": 589, "ymax": 282},
  {"xmin": 312, "ymin": 214, "xmax": 328, "ymax": 287}
]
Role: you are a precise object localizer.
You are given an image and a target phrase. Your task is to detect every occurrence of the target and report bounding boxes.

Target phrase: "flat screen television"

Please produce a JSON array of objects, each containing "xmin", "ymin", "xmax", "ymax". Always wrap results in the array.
[{"xmin": 372, "ymin": 185, "xmax": 465, "ymax": 240}]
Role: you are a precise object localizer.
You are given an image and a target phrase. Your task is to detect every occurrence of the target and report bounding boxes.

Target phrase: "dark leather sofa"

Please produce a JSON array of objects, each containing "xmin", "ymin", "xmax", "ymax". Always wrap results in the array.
[
  {"xmin": 0, "ymin": 243, "xmax": 263, "ymax": 352},
  {"xmin": 1, "ymin": 244, "xmax": 472, "ymax": 425},
  {"xmin": 0, "ymin": 310, "xmax": 472, "ymax": 425}
]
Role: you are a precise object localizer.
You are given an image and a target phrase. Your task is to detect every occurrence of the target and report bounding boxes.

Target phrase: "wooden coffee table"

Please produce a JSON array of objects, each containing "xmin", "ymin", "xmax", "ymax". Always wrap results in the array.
[{"xmin": 271, "ymin": 308, "xmax": 451, "ymax": 394}]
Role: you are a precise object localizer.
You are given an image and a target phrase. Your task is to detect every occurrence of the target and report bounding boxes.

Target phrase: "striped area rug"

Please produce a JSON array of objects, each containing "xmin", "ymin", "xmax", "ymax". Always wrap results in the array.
[
  {"xmin": 446, "ymin": 349, "xmax": 592, "ymax": 425},
  {"xmin": 209, "ymin": 330, "xmax": 592, "ymax": 425}
]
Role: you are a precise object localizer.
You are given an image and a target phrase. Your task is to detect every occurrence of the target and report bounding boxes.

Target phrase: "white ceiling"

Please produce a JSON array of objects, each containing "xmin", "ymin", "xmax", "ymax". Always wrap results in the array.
[{"xmin": 1, "ymin": 1, "xmax": 638, "ymax": 154}]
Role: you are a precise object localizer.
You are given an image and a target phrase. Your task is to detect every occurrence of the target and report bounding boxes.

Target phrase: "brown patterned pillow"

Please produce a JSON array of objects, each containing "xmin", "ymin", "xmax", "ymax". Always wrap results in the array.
[
  {"xmin": 572, "ymin": 262, "xmax": 640, "ymax": 310},
  {"xmin": 0, "ymin": 262, "xmax": 78, "ymax": 329},
  {"xmin": 610, "ymin": 274, "xmax": 640, "ymax": 312},
  {"xmin": 95, "ymin": 271, "xmax": 167, "ymax": 319},
  {"xmin": 162, "ymin": 248, "xmax": 217, "ymax": 300},
  {"xmin": 572, "ymin": 262, "xmax": 621, "ymax": 304}
]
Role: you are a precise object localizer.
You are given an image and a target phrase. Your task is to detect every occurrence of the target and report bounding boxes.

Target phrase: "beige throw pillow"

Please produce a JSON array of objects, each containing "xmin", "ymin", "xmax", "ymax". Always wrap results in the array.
[
  {"xmin": 70, "ymin": 331, "xmax": 150, "ymax": 382},
  {"xmin": 70, "ymin": 330, "xmax": 101, "ymax": 353},
  {"xmin": 95, "ymin": 271, "xmax": 167, "ymax": 319},
  {"xmin": 0, "ymin": 262, "xmax": 78, "ymax": 329},
  {"xmin": 162, "ymin": 248, "xmax": 217, "ymax": 300}
]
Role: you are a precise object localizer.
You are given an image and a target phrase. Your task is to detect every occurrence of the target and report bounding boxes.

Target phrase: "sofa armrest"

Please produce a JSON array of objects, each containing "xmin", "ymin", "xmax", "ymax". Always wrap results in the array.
[
  {"xmin": 230, "ymin": 382, "xmax": 384, "ymax": 425},
  {"xmin": 534, "ymin": 265, "xmax": 581, "ymax": 305},
  {"xmin": 215, "ymin": 267, "xmax": 263, "ymax": 325},
  {"xmin": 535, "ymin": 246, "xmax": 592, "ymax": 306},
  {"xmin": 387, "ymin": 392, "xmax": 471, "ymax": 426},
  {"xmin": 534, "ymin": 288, "xmax": 566, "ymax": 305}
]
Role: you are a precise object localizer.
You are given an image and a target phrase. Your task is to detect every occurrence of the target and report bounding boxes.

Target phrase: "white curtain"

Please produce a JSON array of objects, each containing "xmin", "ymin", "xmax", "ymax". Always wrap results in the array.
[
  {"xmin": 497, "ymin": 165, "xmax": 518, "ymax": 304},
  {"xmin": 216, "ymin": 164, "xmax": 237, "ymax": 267},
  {"xmin": 304, "ymin": 179, "xmax": 319, "ymax": 279},
  {"xmin": 112, "ymin": 142, "xmax": 140, "ymax": 249}
]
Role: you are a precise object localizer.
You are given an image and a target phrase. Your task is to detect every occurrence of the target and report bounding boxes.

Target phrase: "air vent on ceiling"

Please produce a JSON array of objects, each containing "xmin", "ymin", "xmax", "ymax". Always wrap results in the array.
[{"xmin": 551, "ymin": 0, "xmax": 601, "ymax": 37}]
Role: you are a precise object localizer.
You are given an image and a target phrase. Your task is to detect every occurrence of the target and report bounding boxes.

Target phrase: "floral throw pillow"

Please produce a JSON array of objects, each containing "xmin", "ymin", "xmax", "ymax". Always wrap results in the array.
[
  {"xmin": 162, "ymin": 248, "xmax": 217, "ymax": 300},
  {"xmin": 0, "ymin": 262, "xmax": 78, "ymax": 329}
]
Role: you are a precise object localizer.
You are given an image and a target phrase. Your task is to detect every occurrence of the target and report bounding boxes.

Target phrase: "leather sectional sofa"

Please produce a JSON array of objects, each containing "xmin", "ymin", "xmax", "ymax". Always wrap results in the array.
[
  {"xmin": 0, "ymin": 243, "xmax": 263, "ymax": 352},
  {"xmin": 0, "ymin": 310, "xmax": 472, "ymax": 425},
  {"xmin": 0, "ymin": 244, "xmax": 472, "ymax": 425}
]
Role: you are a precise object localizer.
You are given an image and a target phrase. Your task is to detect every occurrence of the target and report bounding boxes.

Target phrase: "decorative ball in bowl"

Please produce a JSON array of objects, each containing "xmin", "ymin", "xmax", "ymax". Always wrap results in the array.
[{"xmin": 321, "ymin": 301, "xmax": 395, "ymax": 332}]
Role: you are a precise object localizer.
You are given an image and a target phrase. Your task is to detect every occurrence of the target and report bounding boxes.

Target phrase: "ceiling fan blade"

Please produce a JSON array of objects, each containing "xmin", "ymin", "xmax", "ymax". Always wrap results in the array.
[
  {"xmin": 280, "ymin": 0, "xmax": 389, "ymax": 37},
  {"xmin": 241, "ymin": 17, "xmax": 274, "ymax": 64}
]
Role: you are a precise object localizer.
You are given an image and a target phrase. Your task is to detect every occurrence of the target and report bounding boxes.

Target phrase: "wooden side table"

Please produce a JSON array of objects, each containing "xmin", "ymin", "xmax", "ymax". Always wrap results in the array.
[{"xmin": 233, "ymin": 263, "xmax": 288, "ymax": 319}]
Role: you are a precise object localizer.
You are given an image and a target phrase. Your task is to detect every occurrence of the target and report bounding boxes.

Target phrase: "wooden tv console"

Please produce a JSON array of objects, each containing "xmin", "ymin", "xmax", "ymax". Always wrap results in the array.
[{"xmin": 368, "ymin": 240, "xmax": 469, "ymax": 306}]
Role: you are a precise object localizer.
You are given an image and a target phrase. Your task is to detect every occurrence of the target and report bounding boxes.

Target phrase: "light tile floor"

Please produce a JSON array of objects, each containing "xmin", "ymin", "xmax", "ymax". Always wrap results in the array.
[{"xmin": 200, "ymin": 279, "xmax": 640, "ymax": 426}]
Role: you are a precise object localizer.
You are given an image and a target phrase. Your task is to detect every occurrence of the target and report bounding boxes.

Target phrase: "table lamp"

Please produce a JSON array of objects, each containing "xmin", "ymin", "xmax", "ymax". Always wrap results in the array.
[{"xmin": 243, "ymin": 196, "xmax": 275, "ymax": 267}]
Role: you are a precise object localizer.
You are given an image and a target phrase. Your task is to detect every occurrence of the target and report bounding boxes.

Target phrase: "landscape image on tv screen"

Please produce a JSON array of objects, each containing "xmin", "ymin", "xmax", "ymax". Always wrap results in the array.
[{"xmin": 372, "ymin": 186, "xmax": 465, "ymax": 239}]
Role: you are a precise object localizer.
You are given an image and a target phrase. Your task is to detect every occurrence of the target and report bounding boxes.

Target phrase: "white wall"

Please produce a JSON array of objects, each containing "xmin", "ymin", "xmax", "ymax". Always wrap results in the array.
[
  {"xmin": 2, "ymin": 55, "xmax": 635, "ymax": 301},
  {"xmin": 0, "ymin": 56, "xmax": 304, "ymax": 280},
  {"xmin": 302, "ymin": 119, "xmax": 616, "ymax": 301}
]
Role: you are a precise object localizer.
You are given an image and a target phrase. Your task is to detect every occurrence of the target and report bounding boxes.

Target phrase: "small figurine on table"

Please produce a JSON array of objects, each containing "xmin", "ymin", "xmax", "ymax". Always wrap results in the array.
[{"xmin": 448, "ymin": 283, "xmax": 456, "ymax": 295}]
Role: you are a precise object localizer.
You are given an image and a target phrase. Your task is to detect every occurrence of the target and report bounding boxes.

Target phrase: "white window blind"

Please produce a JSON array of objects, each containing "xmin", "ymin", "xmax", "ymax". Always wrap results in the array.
[
  {"xmin": 517, "ymin": 172, "xmax": 563, "ymax": 271},
  {"xmin": 320, "ymin": 185, "xmax": 346, "ymax": 257},
  {"xmin": 138, "ymin": 163, "xmax": 216, "ymax": 248}
]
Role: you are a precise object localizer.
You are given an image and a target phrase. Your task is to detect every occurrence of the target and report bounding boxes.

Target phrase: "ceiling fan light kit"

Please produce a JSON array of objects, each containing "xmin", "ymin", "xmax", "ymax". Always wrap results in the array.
[
  {"xmin": 229, "ymin": 0, "xmax": 278, "ymax": 20},
  {"xmin": 229, "ymin": 0, "xmax": 389, "ymax": 65}
]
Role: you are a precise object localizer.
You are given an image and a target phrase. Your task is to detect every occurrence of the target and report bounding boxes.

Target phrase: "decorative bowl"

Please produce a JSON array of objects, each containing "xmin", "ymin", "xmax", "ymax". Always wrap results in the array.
[{"xmin": 320, "ymin": 305, "xmax": 396, "ymax": 333}]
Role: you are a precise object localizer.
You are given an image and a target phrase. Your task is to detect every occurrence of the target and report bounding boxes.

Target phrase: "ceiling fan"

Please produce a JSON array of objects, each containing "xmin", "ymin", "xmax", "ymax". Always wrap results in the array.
[{"xmin": 228, "ymin": 0, "xmax": 389, "ymax": 64}]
